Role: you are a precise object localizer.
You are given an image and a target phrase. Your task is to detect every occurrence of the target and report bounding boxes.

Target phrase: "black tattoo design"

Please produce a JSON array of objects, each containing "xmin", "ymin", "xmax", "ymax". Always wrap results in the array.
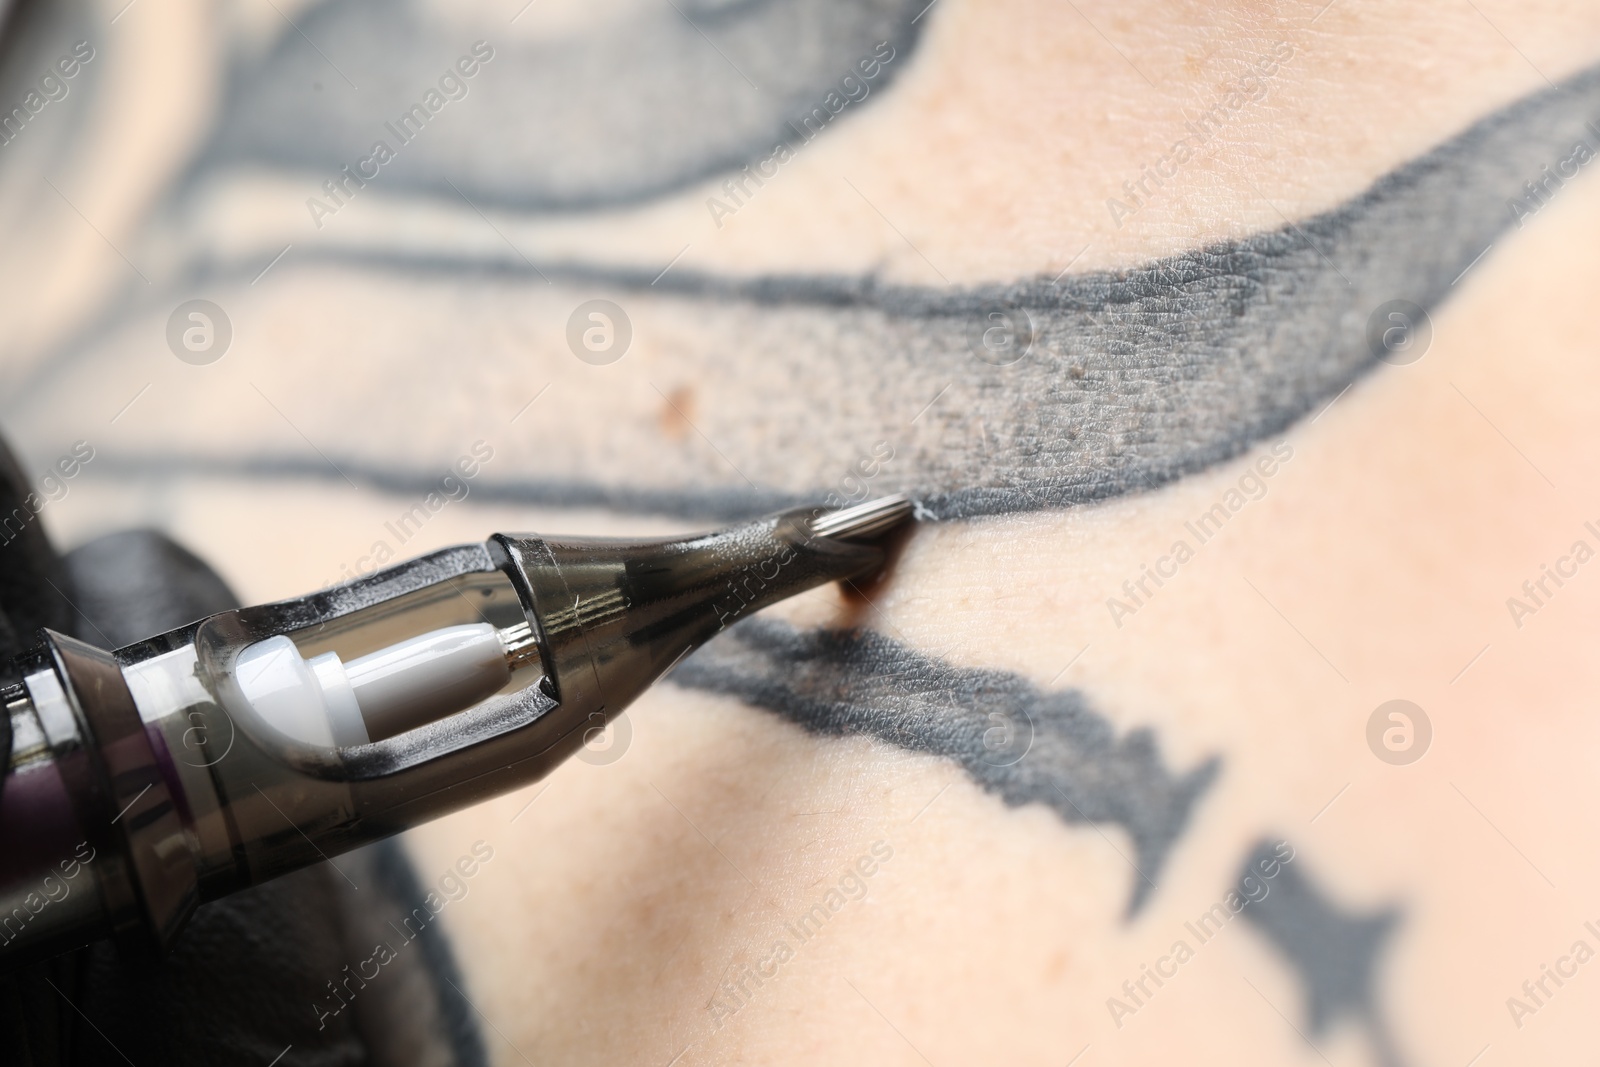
[
  {"xmin": 672, "ymin": 617, "xmax": 1220, "ymax": 916},
  {"xmin": 1239, "ymin": 842, "xmax": 1406, "ymax": 1067},
  {"xmin": 29, "ymin": 61, "xmax": 1600, "ymax": 527},
  {"xmin": 206, "ymin": 0, "xmax": 927, "ymax": 213}
]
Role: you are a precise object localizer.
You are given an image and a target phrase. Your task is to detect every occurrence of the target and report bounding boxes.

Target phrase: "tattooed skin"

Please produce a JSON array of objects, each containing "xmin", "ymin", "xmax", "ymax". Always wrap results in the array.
[
  {"xmin": 673, "ymin": 617, "xmax": 1221, "ymax": 915},
  {"xmin": 1239, "ymin": 842, "xmax": 1406, "ymax": 1067},
  {"xmin": 2, "ymin": 2, "xmax": 1594, "ymax": 1064},
  {"xmin": 25, "ymin": 56, "xmax": 1600, "ymax": 524}
]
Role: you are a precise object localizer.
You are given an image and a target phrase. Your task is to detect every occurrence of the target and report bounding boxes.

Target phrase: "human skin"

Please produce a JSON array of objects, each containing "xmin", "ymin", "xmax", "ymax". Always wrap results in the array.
[
  {"xmin": 381, "ymin": 3, "xmax": 1600, "ymax": 1064},
  {"xmin": 10, "ymin": 0, "xmax": 1600, "ymax": 1063}
]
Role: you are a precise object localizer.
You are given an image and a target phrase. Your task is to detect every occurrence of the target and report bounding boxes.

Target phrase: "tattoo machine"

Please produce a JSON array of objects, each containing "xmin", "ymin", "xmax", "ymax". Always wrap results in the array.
[{"xmin": 0, "ymin": 495, "xmax": 912, "ymax": 969}]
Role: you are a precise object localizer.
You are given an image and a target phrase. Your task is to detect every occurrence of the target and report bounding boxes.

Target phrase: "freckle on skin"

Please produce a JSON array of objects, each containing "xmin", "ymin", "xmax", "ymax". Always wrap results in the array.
[{"xmin": 659, "ymin": 386, "xmax": 695, "ymax": 441}]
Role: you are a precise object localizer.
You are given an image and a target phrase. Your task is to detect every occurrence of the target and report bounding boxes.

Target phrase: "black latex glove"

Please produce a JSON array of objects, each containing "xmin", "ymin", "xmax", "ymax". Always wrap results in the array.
[{"xmin": 0, "ymin": 440, "xmax": 486, "ymax": 1067}]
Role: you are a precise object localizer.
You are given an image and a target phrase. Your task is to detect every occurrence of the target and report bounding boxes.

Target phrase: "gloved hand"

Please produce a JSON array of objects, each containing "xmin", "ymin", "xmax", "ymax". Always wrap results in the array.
[{"xmin": 0, "ymin": 437, "xmax": 485, "ymax": 1067}]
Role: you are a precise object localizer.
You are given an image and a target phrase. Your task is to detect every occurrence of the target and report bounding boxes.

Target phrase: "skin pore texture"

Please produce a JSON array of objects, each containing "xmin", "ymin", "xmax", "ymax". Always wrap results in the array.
[{"xmin": 5, "ymin": 0, "xmax": 1600, "ymax": 1064}]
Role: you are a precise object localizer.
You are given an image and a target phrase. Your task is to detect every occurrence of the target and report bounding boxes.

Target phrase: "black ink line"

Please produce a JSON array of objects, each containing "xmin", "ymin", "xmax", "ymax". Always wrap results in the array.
[{"xmin": 670, "ymin": 618, "xmax": 1220, "ymax": 916}]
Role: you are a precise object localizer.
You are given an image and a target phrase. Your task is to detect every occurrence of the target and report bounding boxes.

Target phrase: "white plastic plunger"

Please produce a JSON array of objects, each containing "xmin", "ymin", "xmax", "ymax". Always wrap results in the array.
[{"xmin": 234, "ymin": 623, "xmax": 512, "ymax": 747}]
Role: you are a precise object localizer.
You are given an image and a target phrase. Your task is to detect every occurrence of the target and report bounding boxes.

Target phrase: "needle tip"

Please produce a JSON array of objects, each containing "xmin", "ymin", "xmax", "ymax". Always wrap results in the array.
[{"xmin": 807, "ymin": 494, "xmax": 915, "ymax": 542}]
